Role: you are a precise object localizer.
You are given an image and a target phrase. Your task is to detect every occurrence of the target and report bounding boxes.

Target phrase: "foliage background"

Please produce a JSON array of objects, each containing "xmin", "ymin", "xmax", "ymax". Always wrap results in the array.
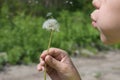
[{"xmin": 0, "ymin": 0, "xmax": 119, "ymax": 66}]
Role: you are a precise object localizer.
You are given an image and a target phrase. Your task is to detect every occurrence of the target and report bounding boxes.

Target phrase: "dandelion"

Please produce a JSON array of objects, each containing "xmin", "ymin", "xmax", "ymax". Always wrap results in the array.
[
  {"xmin": 46, "ymin": 12, "xmax": 52, "ymax": 18},
  {"xmin": 35, "ymin": 1, "xmax": 39, "ymax": 4},
  {"xmin": 42, "ymin": 18, "xmax": 60, "ymax": 32},
  {"xmin": 28, "ymin": 0, "xmax": 31, "ymax": 4},
  {"xmin": 65, "ymin": 0, "xmax": 69, "ymax": 4},
  {"xmin": 69, "ymin": 1, "xmax": 73, "ymax": 5},
  {"xmin": 65, "ymin": 0, "xmax": 73, "ymax": 6},
  {"xmin": 42, "ymin": 13, "xmax": 60, "ymax": 80}
]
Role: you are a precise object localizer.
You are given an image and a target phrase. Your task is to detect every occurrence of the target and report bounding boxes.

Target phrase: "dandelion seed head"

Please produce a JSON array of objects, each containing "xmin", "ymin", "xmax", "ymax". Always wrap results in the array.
[
  {"xmin": 46, "ymin": 12, "xmax": 52, "ymax": 18},
  {"xmin": 28, "ymin": 0, "xmax": 32, "ymax": 3},
  {"xmin": 35, "ymin": 1, "xmax": 39, "ymax": 4},
  {"xmin": 65, "ymin": 0, "xmax": 73, "ymax": 4},
  {"xmin": 69, "ymin": 1, "xmax": 73, "ymax": 5},
  {"xmin": 42, "ymin": 19, "xmax": 60, "ymax": 32},
  {"xmin": 65, "ymin": 1, "xmax": 69, "ymax": 4}
]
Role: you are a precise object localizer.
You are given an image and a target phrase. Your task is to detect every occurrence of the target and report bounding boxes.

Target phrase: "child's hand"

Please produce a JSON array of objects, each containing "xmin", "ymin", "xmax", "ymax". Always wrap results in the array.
[{"xmin": 37, "ymin": 48, "xmax": 81, "ymax": 80}]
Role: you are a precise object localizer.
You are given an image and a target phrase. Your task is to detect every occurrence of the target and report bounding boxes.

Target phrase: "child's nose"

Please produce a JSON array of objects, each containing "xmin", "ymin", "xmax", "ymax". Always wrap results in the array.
[{"xmin": 92, "ymin": 0, "xmax": 101, "ymax": 9}]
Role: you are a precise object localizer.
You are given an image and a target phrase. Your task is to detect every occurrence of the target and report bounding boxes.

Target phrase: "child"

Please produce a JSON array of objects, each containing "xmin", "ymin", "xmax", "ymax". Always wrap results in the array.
[{"xmin": 37, "ymin": 0, "xmax": 120, "ymax": 80}]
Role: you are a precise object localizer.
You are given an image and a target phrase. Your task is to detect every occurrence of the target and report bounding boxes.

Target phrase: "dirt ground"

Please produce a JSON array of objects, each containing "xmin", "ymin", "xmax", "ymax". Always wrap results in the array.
[{"xmin": 0, "ymin": 50, "xmax": 120, "ymax": 80}]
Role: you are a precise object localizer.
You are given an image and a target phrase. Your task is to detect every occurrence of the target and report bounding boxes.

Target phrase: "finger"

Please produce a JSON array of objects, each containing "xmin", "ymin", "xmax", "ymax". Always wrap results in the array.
[
  {"xmin": 46, "ymin": 64, "xmax": 53, "ymax": 73},
  {"xmin": 40, "ymin": 50, "xmax": 48, "ymax": 60},
  {"xmin": 40, "ymin": 58, "xmax": 45, "ymax": 66},
  {"xmin": 41, "ymin": 48, "xmax": 68, "ymax": 60},
  {"xmin": 37, "ymin": 58, "xmax": 45, "ymax": 71},
  {"xmin": 48, "ymin": 48, "xmax": 67, "ymax": 57},
  {"xmin": 45, "ymin": 55, "xmax": 65, "ymax": 71},
  {"xmin": 37, "ymin": 63, "xmax": 44, "ymax": 71}
]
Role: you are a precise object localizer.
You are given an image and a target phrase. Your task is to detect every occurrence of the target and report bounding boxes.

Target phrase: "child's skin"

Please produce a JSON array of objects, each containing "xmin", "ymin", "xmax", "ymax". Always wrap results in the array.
[
  {"xmin": 91, "ymin": 0, "xmax": 120, "ymax": 44},
  {"xmin": 37, "ymin": 48, "xmax": 81, "ymax": 80},
  {"xmin": 37, "ymin": 0, "xmax": 120, "ymax": 80}
]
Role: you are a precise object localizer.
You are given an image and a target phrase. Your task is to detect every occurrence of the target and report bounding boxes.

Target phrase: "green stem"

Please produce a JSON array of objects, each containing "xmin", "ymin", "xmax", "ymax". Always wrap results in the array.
[
  {"xmin": 44, "ymin": 30, "xmax": 53, "ymax": 80},
  {"xmin": 47, "ymin": 30, "xmax": 53, "ymax": 51}
]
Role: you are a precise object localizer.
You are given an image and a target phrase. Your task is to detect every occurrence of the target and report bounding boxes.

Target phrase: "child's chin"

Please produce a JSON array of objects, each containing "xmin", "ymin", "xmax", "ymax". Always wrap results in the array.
[
  {"xmin": 100, "ymin": 34, "xmax": 110, "ymax": 44},
  {"xmin": 101, "ymin": 36, "xmax": 119, "ymax": 44}
]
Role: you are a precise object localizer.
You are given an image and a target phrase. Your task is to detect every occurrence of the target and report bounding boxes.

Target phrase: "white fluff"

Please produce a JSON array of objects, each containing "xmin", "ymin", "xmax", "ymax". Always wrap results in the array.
[{"xmin": 42, "ymin": 19, "xmax": 60, "ymax": 31}]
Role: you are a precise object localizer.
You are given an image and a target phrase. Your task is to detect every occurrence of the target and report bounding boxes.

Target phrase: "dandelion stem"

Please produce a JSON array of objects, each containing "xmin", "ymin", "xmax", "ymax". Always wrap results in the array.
[
  {"xmin": 44, "ymin": 30, "xmax": 53, "ymax": 80},
  {"xmin": 47, "ymin": 30, "xmax": 53, "ymax": 51}
]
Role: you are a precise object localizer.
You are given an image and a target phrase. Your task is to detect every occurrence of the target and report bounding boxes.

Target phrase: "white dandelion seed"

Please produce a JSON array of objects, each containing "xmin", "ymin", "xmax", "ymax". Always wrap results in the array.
[
  {"xmin": 42, "ymin": 18, "xmax": 60, "ymax": 32},
  {"xmin": 70, "ymin": 1, "xmax": 73, "ymax": 5},
  {"xmin": 46, "ymin": 12, "xmax": 52, "ymax": 18},
  {"xmin": 65, "ymin": 1, "xmax": 69, "ymax": 4},
  {"xmin": 35, "ymin": 1, "xmax": 38, "ymax": 4}
]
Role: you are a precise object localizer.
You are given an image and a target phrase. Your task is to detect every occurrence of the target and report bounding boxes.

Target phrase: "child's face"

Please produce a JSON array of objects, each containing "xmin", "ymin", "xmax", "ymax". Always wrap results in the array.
[{"xmin": 91, "ymin": 0, "xmax": 120, "ymax": 44}]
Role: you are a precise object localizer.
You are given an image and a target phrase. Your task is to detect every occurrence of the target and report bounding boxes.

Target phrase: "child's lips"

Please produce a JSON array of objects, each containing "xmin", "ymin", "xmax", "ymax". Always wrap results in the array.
[
  {"xmin": 92, "ymin": 21, "xmax": 97, "ymax": 28},
  {"xmin": 91, "ymin": 16, "xmax": 97, "ymax": 28},
  {"xmin": 91, "ymin": 13, "xmax": 102, "ymax": 33},
  {"xmin": 92, "ymin": 20, "xmax": 102, "ymax": 33},
  {"xmin": 91, "ymin": 12, "xmax": 98, "ymax": 28}
]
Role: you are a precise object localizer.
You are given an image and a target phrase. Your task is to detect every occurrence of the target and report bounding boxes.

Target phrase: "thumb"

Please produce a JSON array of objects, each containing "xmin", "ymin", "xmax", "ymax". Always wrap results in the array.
[{"xmin": 45, "ymin": 55, "xmax": 63, "ymax": 70}]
